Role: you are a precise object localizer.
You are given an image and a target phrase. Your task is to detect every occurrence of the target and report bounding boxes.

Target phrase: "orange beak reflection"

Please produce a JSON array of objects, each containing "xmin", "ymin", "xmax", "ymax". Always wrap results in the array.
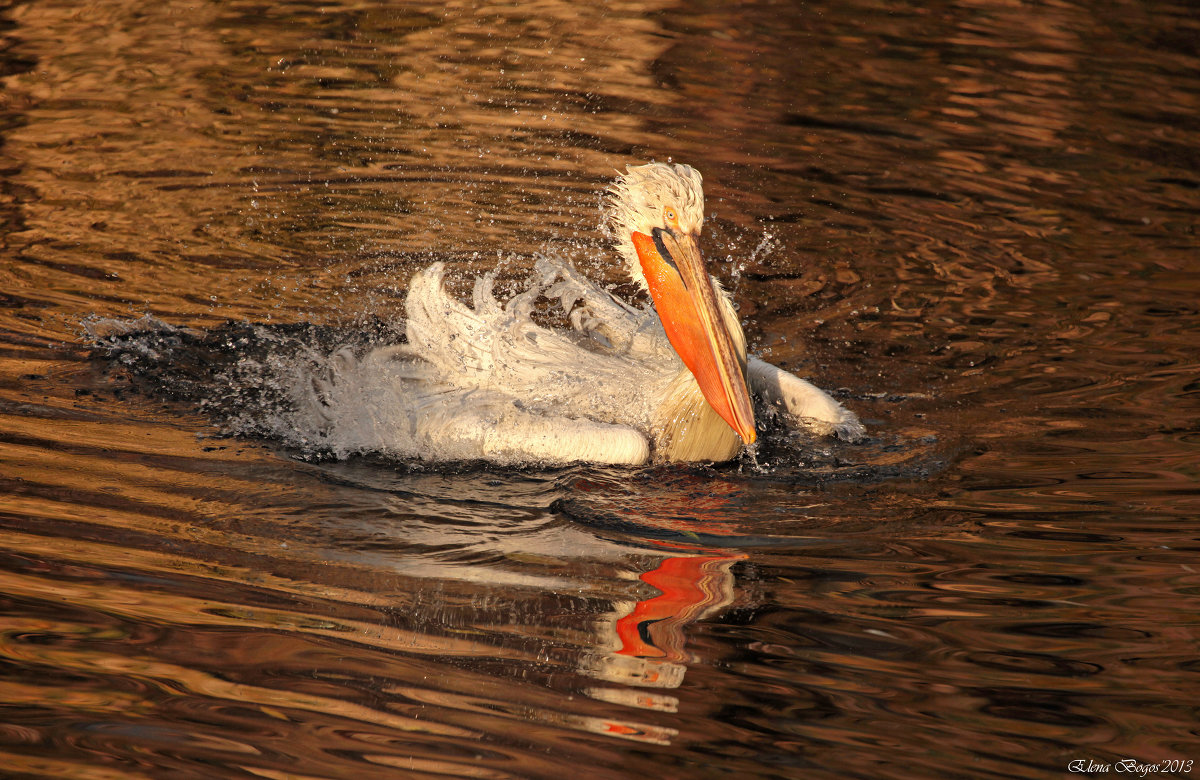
[{"xmin": 632, "ymin": 229, "xmax": 756, "ymax": 445}]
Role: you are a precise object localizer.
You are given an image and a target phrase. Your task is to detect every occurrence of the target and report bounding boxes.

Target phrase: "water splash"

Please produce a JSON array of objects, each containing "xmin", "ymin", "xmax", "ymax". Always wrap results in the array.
[{"xmin": 85, "ymin": 257, "xmax": 882, "ymax": 474}]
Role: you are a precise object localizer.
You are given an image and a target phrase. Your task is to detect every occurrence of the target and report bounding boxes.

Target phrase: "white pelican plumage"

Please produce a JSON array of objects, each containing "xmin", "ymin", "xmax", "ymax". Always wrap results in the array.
[{"xmin": 306, "ymin": 162, "xmax": 863, "ymax": 466}]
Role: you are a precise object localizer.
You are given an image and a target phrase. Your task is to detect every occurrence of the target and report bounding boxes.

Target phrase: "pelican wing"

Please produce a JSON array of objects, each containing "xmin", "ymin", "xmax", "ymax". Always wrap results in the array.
[
  {"xmin": 535, "ymin": 256, "xmax": 675, "ymax": 362},
  {"xmin": 297, "ymin": 341, "xmax": 652, "ymax": 466},
  {"xmin": 404, "ymin": 260, "xmax": 678, "ymax": 431},
  {"xmin": 747, "ymin": 357, "xmax": 865, "ymax": 441}
]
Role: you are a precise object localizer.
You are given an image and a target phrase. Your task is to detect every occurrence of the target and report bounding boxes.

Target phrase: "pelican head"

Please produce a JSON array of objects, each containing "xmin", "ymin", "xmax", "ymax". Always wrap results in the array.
[{"xmin": 607, "ymin": 163, "xmax": 756, "ymax": 447}]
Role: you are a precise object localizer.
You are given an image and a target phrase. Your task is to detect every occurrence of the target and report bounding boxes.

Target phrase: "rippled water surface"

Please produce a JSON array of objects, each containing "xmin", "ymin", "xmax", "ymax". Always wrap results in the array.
[{"xmin": 2, "ymin": 0, "xmax": 1199, "ymax": 777}]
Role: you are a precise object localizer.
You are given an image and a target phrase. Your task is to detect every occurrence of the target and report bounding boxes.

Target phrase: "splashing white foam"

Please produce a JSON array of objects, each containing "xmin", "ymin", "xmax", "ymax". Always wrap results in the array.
[
  {"xmin": 89, "ymin": 251, "xmax": 865, "ymax": 467},
  {"xmin": 89, "ymin": 256, "xmax": 681, "ymax": 466}
]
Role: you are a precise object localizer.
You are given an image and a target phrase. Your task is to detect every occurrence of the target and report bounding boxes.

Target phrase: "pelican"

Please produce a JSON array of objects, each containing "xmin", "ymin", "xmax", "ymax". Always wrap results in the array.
[{"xmin": 306, "ymin": 162, "xmax": 863, "ymax": 466}]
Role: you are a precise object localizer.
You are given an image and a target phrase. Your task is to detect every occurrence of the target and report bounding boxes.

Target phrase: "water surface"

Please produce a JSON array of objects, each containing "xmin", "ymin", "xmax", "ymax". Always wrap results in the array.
[{"xmin": 2, "ymin": 0, "xmax": 1198, "ymax": 778}]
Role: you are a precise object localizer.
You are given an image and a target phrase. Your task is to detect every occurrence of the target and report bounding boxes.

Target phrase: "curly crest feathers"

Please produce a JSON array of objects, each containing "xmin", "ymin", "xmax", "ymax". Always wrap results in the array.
[{"xmin": 606, "ymin": 162, "xmax": 706, "ymax": 290}]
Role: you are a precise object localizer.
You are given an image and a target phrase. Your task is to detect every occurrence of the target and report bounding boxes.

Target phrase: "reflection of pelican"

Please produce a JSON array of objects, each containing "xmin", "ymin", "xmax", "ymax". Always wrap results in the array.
[
  {"xmin": 577, "ymin": 549, "xmax": 745, "ymax": 745},
  {"xmin": 614, "ymin": 553, "xmax": 746, "ymax": 663},
  {"xmin": 315, "ymin": 163, "xmax": 862, "ymax": 466}
]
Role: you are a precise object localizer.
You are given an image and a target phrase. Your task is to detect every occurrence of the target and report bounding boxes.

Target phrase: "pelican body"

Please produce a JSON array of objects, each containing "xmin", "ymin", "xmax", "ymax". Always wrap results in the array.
[{"xmin": 310, "ymin": 163, "xmax": 863, "ymax": 466}]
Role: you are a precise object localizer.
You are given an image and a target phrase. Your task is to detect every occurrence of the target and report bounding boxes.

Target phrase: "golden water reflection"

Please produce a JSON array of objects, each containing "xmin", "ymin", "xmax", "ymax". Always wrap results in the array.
[{"xmin": 2, "ymin": 0, "xmax": 1199, "ymax": 776}]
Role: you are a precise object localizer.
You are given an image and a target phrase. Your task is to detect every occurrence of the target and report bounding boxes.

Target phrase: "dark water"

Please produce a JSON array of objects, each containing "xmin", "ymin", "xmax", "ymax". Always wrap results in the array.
[{"xmin": 2, "ymin": 0, "xmax": 1199, "ymax": 778}]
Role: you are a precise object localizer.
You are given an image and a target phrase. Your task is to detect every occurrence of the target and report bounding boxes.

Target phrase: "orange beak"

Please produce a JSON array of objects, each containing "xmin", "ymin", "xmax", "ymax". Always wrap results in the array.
[{"xmin": 632, "ymin": 228, "xmax": 756, "ymax": 445}]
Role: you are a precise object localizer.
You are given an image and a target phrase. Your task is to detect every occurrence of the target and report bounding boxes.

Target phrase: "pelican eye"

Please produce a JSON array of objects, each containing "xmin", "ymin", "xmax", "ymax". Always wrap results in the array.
[{"xmin": 663, "ymin": 206, "xmax": 679, "ymax": 228}]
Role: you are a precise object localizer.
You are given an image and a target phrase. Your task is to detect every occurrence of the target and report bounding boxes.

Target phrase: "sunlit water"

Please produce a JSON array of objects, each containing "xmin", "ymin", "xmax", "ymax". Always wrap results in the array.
[{"xmin": 2, "ymin": 1, "xmax": 1198, "ymax": 778}]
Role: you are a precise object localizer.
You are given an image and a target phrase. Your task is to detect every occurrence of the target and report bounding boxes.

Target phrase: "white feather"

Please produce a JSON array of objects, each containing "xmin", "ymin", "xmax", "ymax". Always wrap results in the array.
[
  {"xmin": 295, "ymin": 163, "xmax": 863, "ymax": 466},
  {"xmin": 607, "ymin": 162, "xmax": 705, "ymax": 291}
]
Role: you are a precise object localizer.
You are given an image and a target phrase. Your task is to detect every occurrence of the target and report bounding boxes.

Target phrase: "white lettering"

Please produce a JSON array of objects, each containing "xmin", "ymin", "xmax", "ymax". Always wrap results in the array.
[
  {"xmin": 1115, "ymin": 759, "xmax": 1161, "ymax": 777},
  {"xmin": 1070, "ymin": 759, "xmax": 1112, "ymax": 773},
  {"xmin": 1070, "ymin": 757, "xmax": 1195, "ymax": 776}
]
